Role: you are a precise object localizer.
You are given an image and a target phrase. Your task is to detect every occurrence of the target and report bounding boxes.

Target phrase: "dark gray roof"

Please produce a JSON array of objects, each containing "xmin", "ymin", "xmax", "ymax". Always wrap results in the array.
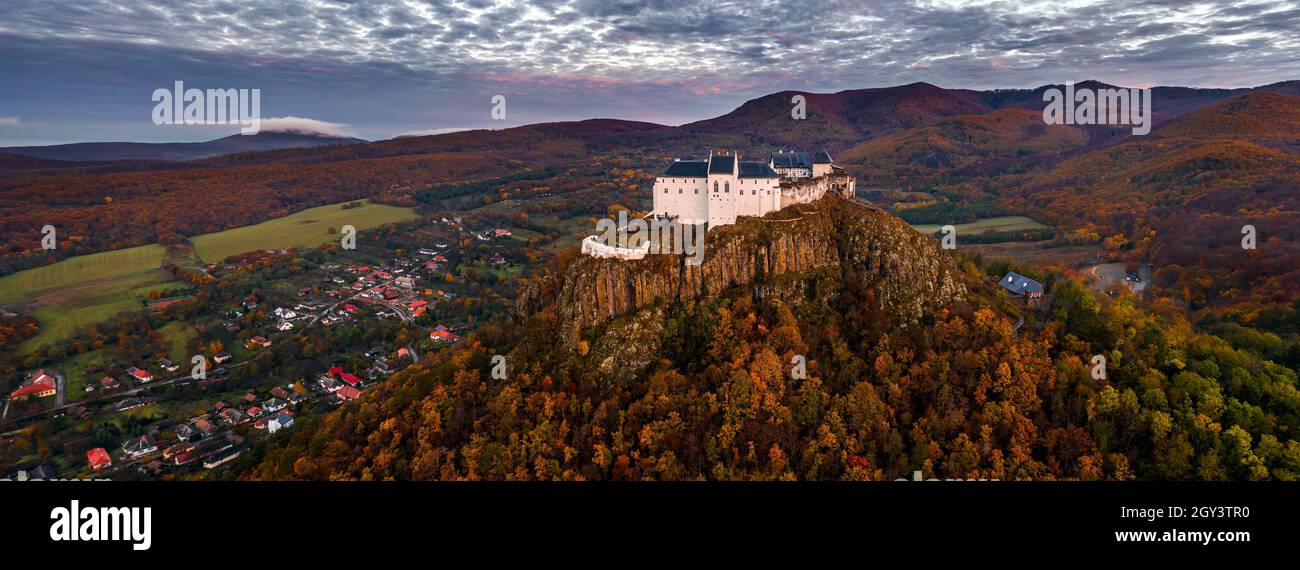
[
  {"xmin": 738, "ymin": 162, "xmax": 779, "ymax": 178},
  {"xmin": 770, "ymin": 152, "xmax": 812, "ymax": 169},
  {"xmin": 708, "ymin": 154, "xmax": 735, "ymax": 174},
  {"xmin": 998, "ymin": 272, "xmax": 1043, "ymax": 295},
  {"xmin": 661, "ymin": 160, "xmax": 708, "ymax": 177},
  {"xmin": 274, "ymin": 413, "xmax": 293, "ymax": 425},
  {"xmin": 814, "ymin": 150, "xmax": 833, "ymax": 164}
]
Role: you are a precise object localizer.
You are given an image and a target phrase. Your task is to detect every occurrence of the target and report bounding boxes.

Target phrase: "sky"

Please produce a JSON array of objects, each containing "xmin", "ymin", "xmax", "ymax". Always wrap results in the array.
[{"xmin": 1, "ymin": 0, "xmax": 1297, "ymax": 145}]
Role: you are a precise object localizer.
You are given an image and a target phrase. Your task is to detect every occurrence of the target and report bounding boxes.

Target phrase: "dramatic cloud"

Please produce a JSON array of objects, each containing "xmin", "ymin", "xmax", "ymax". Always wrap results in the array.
[
  {"xmin": 1, "ymin": 0, "xmax": 1297, "ymax": 143},
  {"xmin": 259, "ymin": 116, "xmax": 353, "ymax": 138}
]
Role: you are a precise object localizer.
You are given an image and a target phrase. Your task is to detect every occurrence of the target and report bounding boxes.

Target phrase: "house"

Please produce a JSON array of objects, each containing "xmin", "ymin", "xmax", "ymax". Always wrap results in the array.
[
  {"xmin": 163, "ymin": 441, "xmax": 197, "ymax": 459},
  {"xmin": 159, "ymin": 358, "xmax": 180, "ymax": 373},
  {"xmin": 997, "ymin": 272, "xmax": 1044, "ymax": 303},
  {"xmin": 276, "ymin": 320, "xmax": 294, "ymax": 331},
  {"xmin": 213, "ymin": 401, "xmax": 228, "ymax": 412},
  {"xmin": 494, "ymin": 228, "xmax": 512, "ymax": 237},
  {"xmin": 490, "ymin": 253, "xmax": 507, "ymax": 266},
  {"xmin": 203, "ymin": 447, "xmax": 242, "ymax": 469},
  {"xmin": 193, "ymin": 418, "xmax": 218, "ymax": 436},
  {"xmin": 338, "ymin": 373, "xmax": 363, "ymax": 388},
  {"xmin": 122, "ymin": 435, "xmax": 158, "ymax": 458},
  {"xmin": 397, "ymin": 347, "xmax": 412, "ymax": 360},
  {"xmin": 220, "ymin": 408, "xmax": 246, "ymax": 425},
  {"xmin": 270, "ymin": 387, "xmax": 290, "ymax": 400},
  {"xmin": 243, "ymin": 392, "xmax": 257, "ymax": 403},
  {"xmin": 430, "ymin": 325, "xmax": 459, "ymax": 344},
  {"xmin": 99, "ymin": 376, "xmax": 120, "ymax": 390},
  {"xmin": 395, "ymin": 276, "xmax": 416, "ymax": 289},
  {"xmin": 173, "ymin": 451, "xmax": 197, "ymax": 466},
  {"xmin": 87, "ymin": 448, "xmax": 113, "ymax": 470},
  {"xmin": 263, "ymin": 398, "xmax": 287, "ymax": 413},
  {"xmin": 246, "ymin": 405, "xmax": 264, "ymax": 417},
  {"xmin": 13, "ymin": 464, "xmax": 58, "ymax": 480},
  {"xmin": 268, "ymin": 413, "xmax": 294, "ymax": 433},
  {"xmin": 174, "ymin": 423, "xmax": 198, "ymax": 442},
  {"xmin": 10, "ymin": 370, "xmax": 58, "ymax": 401},
  {"xmin": 213, "ymin": 351, "xmax": 233, "ymax": 364},
  {"xmin": 336, "ymin": 386, "xmax": 361, "ymax": 402},
  {"xmin": 319, "ymin": 378, "xmax": 342, "ymax": 393},
  {"xmin": 249, "ymin": 335, "xmax": 272, "ymax": 349},
  {"xmin": 128, "ymin": 367, "xmax": 154, "ymax": 383},
  {"xmin": 254, "ymin": 418, "xmax": 269, "ymax": 430}
]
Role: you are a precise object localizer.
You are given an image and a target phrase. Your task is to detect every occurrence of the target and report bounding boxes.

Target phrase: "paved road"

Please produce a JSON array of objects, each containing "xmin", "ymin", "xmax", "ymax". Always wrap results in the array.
[{"xmin": 0, "ymin": 363, "xmax": 241, "ymax": 430}]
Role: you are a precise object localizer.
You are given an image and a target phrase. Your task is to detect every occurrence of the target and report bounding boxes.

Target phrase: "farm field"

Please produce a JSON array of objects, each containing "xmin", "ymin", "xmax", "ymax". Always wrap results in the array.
[
  {"xmin": 0, "ymin": 199, "xmax": 418, "ymax": 353},
  {"xmin": 911, "ymin": 215, "xmax": 1048, "ymax": 235},
  {"xmin": 191, "ymin": 200, "xmax": 420, "ymax": 263},
  {"xmin": 0, "ymin": 244, "xmax": 167, "ymax": 305}
]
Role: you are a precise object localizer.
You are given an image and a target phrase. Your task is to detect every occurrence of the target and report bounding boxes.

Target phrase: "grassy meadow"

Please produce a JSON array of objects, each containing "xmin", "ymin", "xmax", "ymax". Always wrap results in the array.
[
  {"xmin": 192, "ymin": 200, "xmax": 420, "ymax": 262},
  {"xmin": 911, "ymin": 215, "xmax": 1048, "ymax": 235},
  {"xmin": 0, "ymin": 199, "xmax": 417, "ymax": 352}
]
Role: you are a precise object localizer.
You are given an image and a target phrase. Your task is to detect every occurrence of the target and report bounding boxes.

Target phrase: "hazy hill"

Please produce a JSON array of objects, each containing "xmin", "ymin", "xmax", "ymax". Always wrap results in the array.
[{"xmin": 0, "ymin": 130, "xmax": 366, "ymax": 162}]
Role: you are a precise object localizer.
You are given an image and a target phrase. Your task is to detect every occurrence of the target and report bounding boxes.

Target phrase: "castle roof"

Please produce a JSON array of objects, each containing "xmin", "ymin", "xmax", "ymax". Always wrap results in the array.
[
  {"xmin": 662, "ymin": 160, "xmax": 708, "ymax": 177},
  {"xmin": 707, "ymin": 154, "xmax": 735, "ymax": 174},
  {"xmin": 770, "ymin": 152, "xmax": 813, "ymax": 169},
  {"xmin": 814, "ymin": 150, "xmax": 834, "ymax": 164},
  {"xmin": 737, "ymin": 162, "xmax": 779, "ymax": 178}
]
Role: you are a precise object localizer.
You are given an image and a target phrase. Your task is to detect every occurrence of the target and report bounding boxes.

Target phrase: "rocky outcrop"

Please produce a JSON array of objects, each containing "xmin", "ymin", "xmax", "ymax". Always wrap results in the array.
[{"xmin": 540, "ymin": 196, "xmax": 967, "ymax": 347}]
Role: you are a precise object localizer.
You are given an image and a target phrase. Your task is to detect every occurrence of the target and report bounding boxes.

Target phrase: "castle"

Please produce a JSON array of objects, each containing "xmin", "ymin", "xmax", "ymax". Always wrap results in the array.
[
  {"xmin": 581, "ymin": 150, "xmax": 856, "ymax": 261},
  {"xmin": 651, "ymin": 150, "xmax": 855, "ymax": 226}
]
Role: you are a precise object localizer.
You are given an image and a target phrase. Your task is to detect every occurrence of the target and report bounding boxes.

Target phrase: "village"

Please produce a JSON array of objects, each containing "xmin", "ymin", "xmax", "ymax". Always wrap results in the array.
[{"xmin": 0, "ymin": 217, "xmax": 527, "ymax": 480}]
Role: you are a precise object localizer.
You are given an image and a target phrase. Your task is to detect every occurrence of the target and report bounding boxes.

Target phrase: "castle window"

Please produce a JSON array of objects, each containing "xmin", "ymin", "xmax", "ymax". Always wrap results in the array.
[
  {"xmin": 678, "ymin": 189, "xmax": 682, "ymax": 194},
  {"xmin": 713, "ymin": 181, "xmax": 718, "ymax": 192},
  {"xmin": 724, "ymin": 182, "xmax": 730, "ymax": 193}
]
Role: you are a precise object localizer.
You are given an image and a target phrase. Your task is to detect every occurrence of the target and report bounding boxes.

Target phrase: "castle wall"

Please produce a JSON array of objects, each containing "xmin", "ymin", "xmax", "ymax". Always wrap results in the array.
[
  {"xmin": 779, "ymin": 172, "xmax": 855, "ymax": 208},
  {"xmin": 581, "ymin": 235, "xmax": 649, "ymax": 260},
  {"xmin": 734, "ymin": 177, "xmax": 780, "ymax": 218},
  {"xmin": 653, "ymin": 176, "xmax": 708, "ymax": 223}
]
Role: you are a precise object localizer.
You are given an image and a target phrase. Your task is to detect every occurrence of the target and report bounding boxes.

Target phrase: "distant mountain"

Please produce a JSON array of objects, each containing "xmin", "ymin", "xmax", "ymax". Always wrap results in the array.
[
  {"xmin": 0, "ymin": 152, "xmax": 79, "ymax": 173},
  {"xmin": 836, "ymin": 108, "xmax": 1090, "ymax": 184},
  {"xmin": 0, "ymin": 130, "xmax": 366, "ymax": 162},
  {"xmin": 684, "ymin": 82, "xmax": 991, "ymax": 152}
]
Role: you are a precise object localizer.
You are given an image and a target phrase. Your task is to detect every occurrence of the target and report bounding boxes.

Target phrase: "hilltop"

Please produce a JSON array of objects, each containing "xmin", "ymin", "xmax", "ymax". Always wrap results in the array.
[{"xmin": 236, "ymin": 195, "xmax": 1300, "ymax": 480}]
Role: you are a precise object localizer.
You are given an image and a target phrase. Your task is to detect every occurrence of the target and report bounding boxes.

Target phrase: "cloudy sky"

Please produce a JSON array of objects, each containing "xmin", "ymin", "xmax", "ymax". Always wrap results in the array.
[{"xmin": 1, "ymin": 0, "xmax": 1297, "ymax": 145}]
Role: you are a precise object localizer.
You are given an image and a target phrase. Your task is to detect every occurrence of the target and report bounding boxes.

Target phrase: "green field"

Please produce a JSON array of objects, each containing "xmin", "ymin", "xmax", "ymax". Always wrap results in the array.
[
  {"xmin": 192, "ymin": 200, "xmax": 420, "ymax": 262},
  {"xmin": 0, "ymin": 244, "xmax": 167, "ymax": 305},
  {"xmin": 912, "ymin": 216, "xmax": 1048, "ymax": 235},
  {"xmin": 0, "ymin": 199, "xmax": 418, "ymax": 352}
]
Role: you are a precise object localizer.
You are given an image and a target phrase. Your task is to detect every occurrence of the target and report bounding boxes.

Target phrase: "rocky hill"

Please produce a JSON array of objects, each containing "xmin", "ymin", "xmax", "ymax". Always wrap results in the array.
[{"xmin": 524, "ymin": 197, "xmax": 967, "ymax": 360}]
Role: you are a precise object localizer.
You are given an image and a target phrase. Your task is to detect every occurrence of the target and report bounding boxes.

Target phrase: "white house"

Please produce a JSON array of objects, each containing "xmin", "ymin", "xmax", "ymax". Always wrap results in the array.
[{"xmin": 268, "ymin": 413, "xmax": 294, "ymax": 434}]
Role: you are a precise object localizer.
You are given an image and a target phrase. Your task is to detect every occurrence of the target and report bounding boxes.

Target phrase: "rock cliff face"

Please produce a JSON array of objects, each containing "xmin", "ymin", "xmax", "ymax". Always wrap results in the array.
[{"xmin": 533, "ymin": 196, "xmax": 967, "ymax": 348}]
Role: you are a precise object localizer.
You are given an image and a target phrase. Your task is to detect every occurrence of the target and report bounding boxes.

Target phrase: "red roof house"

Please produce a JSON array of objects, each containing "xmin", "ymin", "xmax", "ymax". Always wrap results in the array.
[
  {"xmin": 87, "ymin": 448, "xmax": 112, "ymax": 470},
  {"xmin": 337, "ymin": 386, "xmax": 361, "ymax": 401},
  {"xmin": 10, "ymin": 372, "xmax": 57, "ymax": 401}
]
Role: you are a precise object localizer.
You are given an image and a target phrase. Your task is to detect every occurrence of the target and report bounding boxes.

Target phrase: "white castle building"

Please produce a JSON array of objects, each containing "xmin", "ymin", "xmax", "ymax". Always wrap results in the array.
[
  {"xmin": 581, "ymin": 150, "xmax": 856, "ymax": 261},
  {"xmin": 651, "ymin": 150, "xmax": 855, "ymax": 227}
]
